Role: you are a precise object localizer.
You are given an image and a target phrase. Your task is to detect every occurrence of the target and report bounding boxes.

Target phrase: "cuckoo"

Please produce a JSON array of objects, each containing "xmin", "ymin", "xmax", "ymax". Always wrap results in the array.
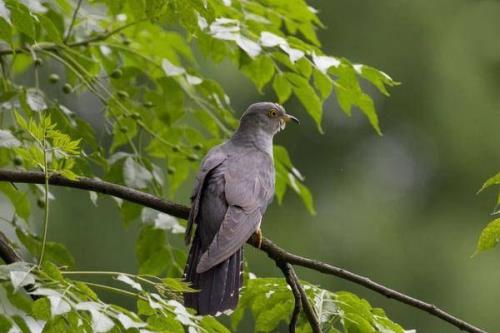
[{"xmin": 183, "ymin": 102, "xmax": 299, "ymax": 315}]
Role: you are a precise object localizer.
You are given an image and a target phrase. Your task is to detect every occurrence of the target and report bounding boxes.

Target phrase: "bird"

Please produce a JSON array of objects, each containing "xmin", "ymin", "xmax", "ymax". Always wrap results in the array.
[{"xmin": 183, "ymin": 102, "xmax": 299, "ymax": 316}]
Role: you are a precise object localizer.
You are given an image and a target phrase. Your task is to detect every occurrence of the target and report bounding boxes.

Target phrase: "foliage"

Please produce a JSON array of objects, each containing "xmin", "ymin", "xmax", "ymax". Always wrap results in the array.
[
  {"xmin": 474, "ymin": 171, "xmax": 500, "ymax": 254},
  {"xmin": 0, "ymin": 0, "xmax": 402, "ymax": 332},
  {"xmin": 231, "ymin": 277, "xmax": 405, "ymax": 333}
]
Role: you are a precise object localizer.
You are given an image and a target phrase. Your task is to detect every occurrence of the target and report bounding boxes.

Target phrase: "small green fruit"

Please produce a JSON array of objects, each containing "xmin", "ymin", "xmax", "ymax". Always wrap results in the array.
[
  {"xmin": 120, "ymin": 126, "xmax": 128, "ymax": 133},
  {"xmin": 187, "ymin": 154, "xmax": 199, "ymax": 162},
  {"xmin": 110, "ymin": 69, "xmax": 122, "ymax": 79},
  {"xmin": 48, "ymin": 74, "xmax": 60, "ymax": 83},
  {"xmin": 62, "ymin": 83, "xmax": 72, "ymax": 94},
  {"xmin": 117, "ymin": 90, "xmax": 129, "ymax": 99},
  {"xmin": 131, "ymin": 112, "xmax": 141, "ymax": 120},
  {"xmin": 13, "ymin": 156, "xmax": 22, "ymax": 166},
  {"xmin": 167, "ymin": 166, "xmax": 176, "ymax": 175},
  {"xmin": 193, "ymin": 143, "xmax": 203, "ymax": 150},
  {"xmin": 34, "ymin": 58, "xmax": 43, "ymax": 67},
  {"xmin": 143, "ymin": 101, "xmax": 154, "ymax": 108},
  {"xmin": 172, "ymin": 145, "xmax": 180, "ymax": 152}
]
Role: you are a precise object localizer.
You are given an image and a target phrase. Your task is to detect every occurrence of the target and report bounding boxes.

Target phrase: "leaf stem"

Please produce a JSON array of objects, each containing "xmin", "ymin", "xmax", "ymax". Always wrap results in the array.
[
  {"xmin": 62, "ymin": 270, "xmax": 157, "ymax": 286},
  {"xmin": 81, "ymin": 281, "xmax": 140, "ymax": 299},
  {"xmin": 38, "ymin": 127, "xmax": 50, "ymax": 266}
]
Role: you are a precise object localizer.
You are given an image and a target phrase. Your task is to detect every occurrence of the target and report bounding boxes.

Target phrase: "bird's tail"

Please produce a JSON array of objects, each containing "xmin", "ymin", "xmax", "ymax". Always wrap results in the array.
[{"xmin": 183, "ymin": 234, "xmax": 243, "ymax": 315}]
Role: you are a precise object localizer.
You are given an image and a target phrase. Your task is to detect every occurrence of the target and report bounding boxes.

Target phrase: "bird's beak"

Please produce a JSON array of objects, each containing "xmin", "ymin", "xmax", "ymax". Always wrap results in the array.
[{"xmin": 283, "ymin": 114, "xmax": 300, "ymax": 124}]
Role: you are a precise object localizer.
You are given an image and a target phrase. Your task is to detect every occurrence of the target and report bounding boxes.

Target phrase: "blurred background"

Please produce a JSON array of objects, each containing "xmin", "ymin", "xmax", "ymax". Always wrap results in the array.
[{"xmin": 2, "ymin": 0, "xmax": 500, "ymax": 331}]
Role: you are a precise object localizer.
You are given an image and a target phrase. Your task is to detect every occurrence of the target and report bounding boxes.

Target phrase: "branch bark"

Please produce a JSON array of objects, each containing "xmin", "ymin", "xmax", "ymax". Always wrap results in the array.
[
  {"xmin": 0, "ymin": 230, "xmax": 22, "ymax": 264},
  {"xmin": 0, "ymin": 169, "xmax": 487, "ymax": 333},
  {"xmin": 276, "ymin": 260, "xmax": 303, "ymax": 333}
]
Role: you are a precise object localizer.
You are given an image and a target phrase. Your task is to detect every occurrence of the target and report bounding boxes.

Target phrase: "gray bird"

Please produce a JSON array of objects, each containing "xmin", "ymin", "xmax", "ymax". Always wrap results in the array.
[{"xmin": 183, "ymin": 102, "xmax": 299, "ymax": 315}]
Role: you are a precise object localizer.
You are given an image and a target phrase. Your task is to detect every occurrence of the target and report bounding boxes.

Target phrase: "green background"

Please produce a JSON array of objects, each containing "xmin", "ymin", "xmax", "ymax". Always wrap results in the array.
[{"xmin": 2, "ymin": 0, "xmax": 500, "ymax": 331}]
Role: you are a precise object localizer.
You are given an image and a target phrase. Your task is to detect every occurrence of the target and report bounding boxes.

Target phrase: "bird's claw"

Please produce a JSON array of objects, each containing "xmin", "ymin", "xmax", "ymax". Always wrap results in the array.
[{"xmin": 253, "ymin": 228, "xmax": 262, "ymax": 249}]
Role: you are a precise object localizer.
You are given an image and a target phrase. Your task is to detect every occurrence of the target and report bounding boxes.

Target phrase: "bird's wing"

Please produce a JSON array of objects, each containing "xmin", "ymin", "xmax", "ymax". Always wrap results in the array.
[
  {"xmin": 185, "ymin": 145, "xmax": 227, "ymax": 245},
  {"xmin": 196, "ymin": 151, "xmax": 274, "ymax": 273}
]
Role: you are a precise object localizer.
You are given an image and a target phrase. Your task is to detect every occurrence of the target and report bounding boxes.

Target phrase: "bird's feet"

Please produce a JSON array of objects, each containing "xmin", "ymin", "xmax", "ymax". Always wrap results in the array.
[{"xmin": 253, "ymin": 228, "xmax": 263, "ymax": 248}]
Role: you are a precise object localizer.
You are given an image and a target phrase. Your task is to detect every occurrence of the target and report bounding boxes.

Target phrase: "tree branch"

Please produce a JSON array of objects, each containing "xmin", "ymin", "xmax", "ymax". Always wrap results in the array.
[
  {"xmin": 276, "ymin": 260, "xmax": 303, "ymax": 333},
  {"xmin": 0, "ymin": 169, "xmax": 487, "ymax": 333},
  {"xmin": 290, "ymin": 267, "xmax": 322, "ymax": 333},
  {"xmin": 0, "ymin": 230, "xmax": 21, "ymax": 264},
  {"xmin": 277, "ymin": 260, "xmax": 321, "ymax": 333},
  {"xmin": 0, "ymin": 230, "xmax": 39, "ymax": 300}
]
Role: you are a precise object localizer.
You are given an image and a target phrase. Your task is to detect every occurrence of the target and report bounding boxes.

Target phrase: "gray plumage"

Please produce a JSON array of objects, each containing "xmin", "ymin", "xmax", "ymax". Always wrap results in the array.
[{"xmin": 183, "ymin": 102, "xmax": 298, "ymax": 315}]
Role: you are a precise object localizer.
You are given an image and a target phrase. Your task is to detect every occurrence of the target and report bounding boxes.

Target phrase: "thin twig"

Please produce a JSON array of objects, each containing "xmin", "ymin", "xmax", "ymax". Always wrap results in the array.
[
  {"xmin": 276, "ymin": 260, "xmax": 303, "ymax": 333},
  {"xmin": 0, "ymin": 169, "xmax": 488, "ymax": 333},
  {"xmin": 289, "ymin": 266, "xmax": 321, "ymax": 333},
  {"xmin": 0, "ymin": 18, "xmax": 151, "ymax": 56},
  {"xmin": 64, "ymin": 0, "xmax": 84, "ymax": 43}
]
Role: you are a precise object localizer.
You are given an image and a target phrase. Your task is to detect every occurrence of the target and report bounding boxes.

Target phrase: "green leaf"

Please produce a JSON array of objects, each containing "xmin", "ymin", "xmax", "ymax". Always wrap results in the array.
[
  {"xmin": 285, "ymin": 72, "xmax": 323, "ymax": 132},
  {"xmin": 274, "ymin": 166, "xmax": 288, "ymax": 204},
  {"xmin": 475, "ymin": 218, "xmax": 500, "ymax": 254},
  {"xmin": 333, "ymin": 65, "xmax": 382, "ymax": 135},
  {"xmin": 12, "ymin": 314, "xmax": 31, "ymax": 333},
  {"xmin": 147, "ymin": 314, "xmax": 184, "ymax": 333},
  {"xmin": 127, "ymin": 0, "xmax": 146, "ymax": 19},
  {"xmin": 255, "ymin": 302, "xmax": 290, "ymax": 332},
  {"xmin": 272, "ymin": 73, "xmax": 292, "ymax": 104},
  {"xmin": 0, "ymin": 17, "xmax": 12, "ymax": 45},
  {"xmin": 358, "ymin": 93, "xmax": 381, "ymax": 135},
  {"xmin": 8, "ymin": 2, "xmax": 36, "ymax": 39},
  {"xmin": 137, "ymin": 299, "xmax": 155, "ymax": 316},
  {"xmin": 478, "ymin": 171, "xmax": 500, "ymax": 193},
  {"xmin": 74, "ymin": 281, "xmax": 98, "ymax": 300},
  {"xmin": 41, "ymin": 261, "xmax": 64, "ymax": 281},
  {"xmin": 312, "ymin": 68, "xmax": 333, "ymax": 100},
  {"xmin": 299, "ymin": 23, "xmax": 320, "ymax": 46},
  {"xmin": 166, "ymin": 156, "xmax": 191, "ymax": 196},
  {"xmin": 296, "ymin": 58, "xmax": 312, "ymax": 78},
  {"xmin": 296, "ymin": 181, "xmax": 316, "ymax": 215},
  {"xmin": 43, "ymin": 315, "xmax": 73, "ymax": 332},
  {"xmin": 0, "ymin": 314, "xmax": 12, "ymax": 332},
  {"xmin": 136, "ymin": 226, "xmax": 170, "ymax": 275},
  {"xmin": 120, "ymin": 201, "xmax": 142, "ymax": 227},
  {"xmin": 372, "ymin": 308, "xmax": 405, "ymax": 333},
  {"xmin": 356, "ymin": 65, "xmax": 398, "ymax": 96},
  {"xmin": 162, "ymin": 277, "xmax": 197, "ymax": 293},
  {"xmin": 5, "ymin": 284, "xmax": 32, "ymax": 313},
  {"xmin": 241, "ymin": 55, "xmax": 275, "ymax": 92},
  {"xmin": 233, "ymin": 278, "xmax": 294, "ymax": 332},
  {"xmin": 0, "ymin": 183, "xmax": 31, "ymax": 220},
  {"xmin": 200, "ymin": 316, "xmax": 230, "ymax": 333},
  {"xmin": 16, "ymin": 229, "xmax": 75, "ymax": 267},
  {"xmin": 32, "ymin": 297, "xmax": 51, "ymax": 321},
  {"xmin": 39, "ymin": 15, "xmax": 62, "ymax": 43},
  {"xmin": 274, "ymin": 145, "xmax": 292, "ymax": 203}
]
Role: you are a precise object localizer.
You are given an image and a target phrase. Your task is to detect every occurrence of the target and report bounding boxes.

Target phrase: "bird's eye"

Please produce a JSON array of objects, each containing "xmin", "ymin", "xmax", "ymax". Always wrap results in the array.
[{"xmin": 268, "ymin": 109, "xmax": 278, "ymax": 117}]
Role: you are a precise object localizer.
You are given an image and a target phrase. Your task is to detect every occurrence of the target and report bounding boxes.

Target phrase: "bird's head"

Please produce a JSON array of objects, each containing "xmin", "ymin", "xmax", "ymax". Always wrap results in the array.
[{"xmin": 239, "ymin": 102, "xmax": 299, "ymax": 136}]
